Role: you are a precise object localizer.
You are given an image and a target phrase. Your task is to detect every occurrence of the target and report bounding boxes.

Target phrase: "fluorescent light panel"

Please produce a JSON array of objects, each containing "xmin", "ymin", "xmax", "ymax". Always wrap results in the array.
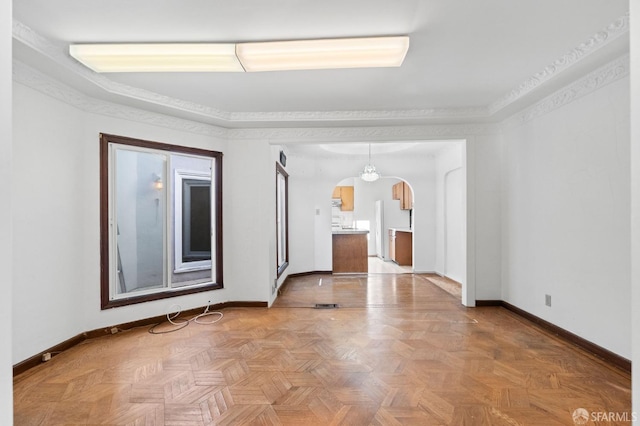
[
  {"xmin": 69, "ymin": 36, "xmax": 409, "ymax": 73},
  {"xmin": 236, "ymin": 36, "xmax": 409, "ymax": 72},
  {"xmin": 69, "ymin": 43, "xmax": 243, "ymax": 73}
]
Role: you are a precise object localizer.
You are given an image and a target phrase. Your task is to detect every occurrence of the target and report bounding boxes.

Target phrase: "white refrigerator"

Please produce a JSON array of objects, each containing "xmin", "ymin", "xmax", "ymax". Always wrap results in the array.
[{"xmin": 375, "ymin": 200, "xmax": 384, "ymax": 259}]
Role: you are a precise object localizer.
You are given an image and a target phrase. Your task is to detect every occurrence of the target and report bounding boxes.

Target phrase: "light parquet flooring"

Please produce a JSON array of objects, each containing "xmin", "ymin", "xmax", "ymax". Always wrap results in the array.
[
  {"xmin": 367, "ymin": 257, "xmax": 413, "ymax": 274},
  {"xmin": 14, "ymin": 274, "xmax": 631, "ymax": 425}
]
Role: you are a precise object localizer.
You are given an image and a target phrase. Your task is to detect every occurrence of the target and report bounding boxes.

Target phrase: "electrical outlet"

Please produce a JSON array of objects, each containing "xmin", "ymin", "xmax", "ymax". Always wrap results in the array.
[
  {"xmin": 110, "ymin": 327, "xmax": 118, "ymax": 334},
  {"xmin": 42, "ymin": 352, "xmax": 51, "ymax": 362},
  {"xmin": 545, "ymin": 294, "xmax": 552, "ymax": 307}
]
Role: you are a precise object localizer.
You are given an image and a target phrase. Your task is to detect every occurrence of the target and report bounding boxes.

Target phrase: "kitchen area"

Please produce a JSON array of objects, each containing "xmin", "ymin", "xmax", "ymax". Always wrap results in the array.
[{"xmin": 331, "ymin": 177, "xmax": 413, "ymax": 274}]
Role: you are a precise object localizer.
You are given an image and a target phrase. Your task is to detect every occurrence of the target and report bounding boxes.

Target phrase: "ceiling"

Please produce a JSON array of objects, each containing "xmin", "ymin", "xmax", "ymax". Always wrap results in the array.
[
  {"xmin": 286, "ymin": 141, "xmax": 456, "ymax": 158},
  {"xmin": 12, "ymin": 0, "xmax": 629, "ymax": 129}
]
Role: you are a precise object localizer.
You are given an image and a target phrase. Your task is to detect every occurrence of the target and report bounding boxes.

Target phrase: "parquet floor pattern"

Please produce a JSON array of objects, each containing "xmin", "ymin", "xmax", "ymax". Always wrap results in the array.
[{"xmin": 14, "ymin": 274, "xmax": 630, "ymax": 425}]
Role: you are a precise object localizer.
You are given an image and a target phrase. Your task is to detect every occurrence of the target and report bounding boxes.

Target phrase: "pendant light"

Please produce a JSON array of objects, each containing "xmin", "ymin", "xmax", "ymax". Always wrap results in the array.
[{"xmin": 360, "ymin": 144, "xmax": 380, "ymax": 182}]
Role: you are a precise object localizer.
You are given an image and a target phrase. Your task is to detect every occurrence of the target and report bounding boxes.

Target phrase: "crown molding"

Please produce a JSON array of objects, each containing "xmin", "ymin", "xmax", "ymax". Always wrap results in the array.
[
  {"xmin": 12, "ymin": 13, "xmax": 629, "ymax": 129},
  {"xmin": 12, "ymin": 20, "xmax": 489, "ymax": 125},
  {"xmin": 12, "ymin": 20, "xmax": 233, "ymax": 123},
  {"xmin": 13, "ymin": 58, "xmax": 499, "ymax": 141},
  {"xmin": 12, "ymin": 60, "xmax": 228, "ymax": 138},
  {"xmin": 226, "ymin": 107, "xmax": 489, "ymax": 123},
  {"xmin": 228, "ymin": 123, "xmax": 499, "ymax": 142},
  {"xmin": 489, "ymin": 13, "xmax": 629, "ymax": 116},
  {"xmin": 502, "ymin": 53, "xmax": 629, "ymax": 129},
  {"xmin": 15, "ymin": 51, "xmax": 628, "ymax": 144}
]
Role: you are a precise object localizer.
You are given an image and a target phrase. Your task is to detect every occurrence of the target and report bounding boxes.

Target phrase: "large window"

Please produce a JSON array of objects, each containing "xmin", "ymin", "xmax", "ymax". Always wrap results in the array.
[
  {"xmin": 100, "ymin": 134, "xmax": 222, "ymax": 309},
  {"xmin": 276, "ymin": 163, "xmax": 289, "ymax": 277}
]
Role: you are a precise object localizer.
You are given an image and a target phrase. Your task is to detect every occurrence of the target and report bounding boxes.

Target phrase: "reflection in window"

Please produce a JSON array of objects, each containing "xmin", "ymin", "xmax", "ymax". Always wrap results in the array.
[
  {"xmin": 100, "ymin": 134, "xmax": 222, "ymax": 309},
  {"xmin": 182, "ymin": 179, "xmax": 211, "ymax": 262},
  {"xmin": 174, "ymin": 170, "xmax": 212, "ymax": 275}
]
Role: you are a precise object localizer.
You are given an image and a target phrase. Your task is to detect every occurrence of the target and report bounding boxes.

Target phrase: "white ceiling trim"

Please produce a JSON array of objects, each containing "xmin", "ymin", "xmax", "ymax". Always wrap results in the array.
[
  {"xmin": 502, "ymin": 53, "xmax": 629, "ymax": 129},
  {"xmin": 13, "ymin": 19, "xmax": 491, "ymax": 125},
  {"xmin": 13, "ymin": 15, "xmax": 628, "ymax": 127},
  {"xmin": 226, "ymin": 107, "xmax": 489, "ymax": 123},
  {"xmin": 13, "ymin": 58, "xmax": 500, "ymax": 141},
  {"xmin": 12, "ymin": 59, "xmax": 228, "ymax": 138},
  {"xmin": 227, "ymin": 123, "xmax": 499, "ymax": 142},
  {"xmin": 489, "ymin": 13, "xmax": 628, "ymax": 115},
  {"xmin": 14, "ymin": 52, "xmax": 628, "ymax": 144},
  {"xmin": 12, "ymin": 20, "xmax": 234, "ymax": 122}
]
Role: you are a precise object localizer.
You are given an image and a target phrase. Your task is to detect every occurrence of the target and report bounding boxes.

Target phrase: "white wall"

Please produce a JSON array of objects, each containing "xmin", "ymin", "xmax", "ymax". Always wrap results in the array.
[
  {"xmin": 444, "ymin": 168, "xmax": 464, "ymax": 283},
  {"xmin": 11, "ymin": 79, "xmax": 277, "ymax": 363},
  {"xmin": 223, "ymin": 139, "xmax": 274, "ymax": 305},
  {"xmin": 469, "ymin": 135, "xmax": 502, "ymax": 302},
  {"xmin": 434, "ymin": 143, "xmax": 464, "ymax": 279},
  {"xmin": 501, "ymin": 75, "xmax": 630, "ymax": 358},
  {"xmin": 630, "ymin": 0, "xmax": 639, "ymax": 416},
  {"xmin": 286, "ymin": 148, "xmax": 438, "ymax": 273},
  {"xmin": 12, "ymin": 83, "xmax": 87, "ymax": 363},
  {"xmin": 1, "ymin": 0, "xmax": 13, "ymax": 421}
]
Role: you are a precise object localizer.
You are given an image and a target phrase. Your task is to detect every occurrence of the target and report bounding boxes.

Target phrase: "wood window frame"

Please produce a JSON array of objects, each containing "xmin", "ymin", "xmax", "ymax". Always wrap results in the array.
[
  {"xmin": 276, "ymin": 162, "xmax": 289, "ymax": 277},
  {"xmin": 100, "ymin": 133, "xmax": 223, "ymax": 309}
]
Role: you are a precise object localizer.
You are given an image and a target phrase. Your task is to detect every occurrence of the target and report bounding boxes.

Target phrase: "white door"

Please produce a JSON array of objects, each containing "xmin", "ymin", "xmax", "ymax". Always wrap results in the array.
[{"xmin": 375, "ymin": 200, "xmax": 384, "ymax": 259}]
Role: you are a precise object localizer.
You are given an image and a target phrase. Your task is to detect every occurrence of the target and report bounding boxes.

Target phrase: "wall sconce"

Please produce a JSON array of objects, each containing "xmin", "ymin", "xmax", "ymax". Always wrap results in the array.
[{"xmin": 152, "ymin": 173, "xmax": 163, "ymax": 190}]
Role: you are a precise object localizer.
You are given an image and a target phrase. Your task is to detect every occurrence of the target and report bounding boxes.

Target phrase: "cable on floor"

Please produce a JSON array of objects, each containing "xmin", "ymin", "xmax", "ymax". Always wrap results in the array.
[{"xmin": 148, "ymin": 303, "xmax": 223, "ymax": 334}]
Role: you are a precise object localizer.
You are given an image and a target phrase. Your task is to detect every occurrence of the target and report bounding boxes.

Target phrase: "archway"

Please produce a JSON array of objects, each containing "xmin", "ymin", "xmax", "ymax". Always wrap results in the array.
[{"xmin": 330, "ymin": 176, "xmax": 415, "ymax": 274}]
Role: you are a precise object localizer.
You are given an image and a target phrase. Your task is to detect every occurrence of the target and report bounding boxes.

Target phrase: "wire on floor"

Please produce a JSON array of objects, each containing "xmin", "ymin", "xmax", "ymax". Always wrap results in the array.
[{"xmin": 149, "ymin": 303, "xmax": 223, "ymax": 334}]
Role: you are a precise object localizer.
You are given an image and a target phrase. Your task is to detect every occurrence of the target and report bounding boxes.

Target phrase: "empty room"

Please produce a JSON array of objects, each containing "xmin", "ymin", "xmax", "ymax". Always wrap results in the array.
[{"xmin": 2, "ymin": 1, "xmax": 640, "ymax": 424}]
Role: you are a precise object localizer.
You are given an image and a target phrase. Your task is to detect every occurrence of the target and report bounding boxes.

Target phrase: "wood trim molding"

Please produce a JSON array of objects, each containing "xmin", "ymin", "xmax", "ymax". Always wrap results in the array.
[
  {"xmin": 99, "ymin": 133, "xmax": 224, "ymax": 310},
  {"xmin": 285, "ymin": 271, "xmax": 332, "ymax": 279},
  {"xmin": 13, "ymin": 301, "xmax": 267, "ymax": 377},
  {"xmin": 475, "ymin": 300, "xmax": 502, "ymax": 307},
  {"xmin": 476, "ymin": 299, "xmax": 631, "ymax": 374},
  {"xmin": 277, "ymin": 271, "xmax": 332, "ymax": 295}
]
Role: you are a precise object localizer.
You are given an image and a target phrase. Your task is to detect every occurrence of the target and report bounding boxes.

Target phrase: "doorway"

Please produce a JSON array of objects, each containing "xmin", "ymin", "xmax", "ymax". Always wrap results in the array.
[
  {"xmin": 444, "ymin": 167, "xmax": 464, "ymax": 283},
  {"xmin": 331, "ymin": 176, "xmax": 414, "ymax": 274}
]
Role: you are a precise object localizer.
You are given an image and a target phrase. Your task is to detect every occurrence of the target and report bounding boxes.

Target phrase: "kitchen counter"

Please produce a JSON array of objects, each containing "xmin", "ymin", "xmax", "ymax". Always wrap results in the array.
[
  {"xmin": 332, "ymin": 228, "xmax": 370, "ymax": 235},
  {"xmin": 388, "ymin": 227, "xmax": 413, "ymax": 233},
  {"xmin": 332, "ymin": 230, "xmax": 369, "ymax": 273},
  {"xmin": 389, "ymin": 228, "xmax": 412, "ymax": 266}
]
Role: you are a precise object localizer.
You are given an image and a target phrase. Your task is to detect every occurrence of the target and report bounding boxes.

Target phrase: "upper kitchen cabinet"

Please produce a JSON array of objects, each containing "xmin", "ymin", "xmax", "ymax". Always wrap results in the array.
[
  {"xmin": 332, "ymin": 185, "xmax": 354, "ymax": 211},
  {"xmin": 392, "ymin": 181, "xmax": 413, "ymax": 210}
]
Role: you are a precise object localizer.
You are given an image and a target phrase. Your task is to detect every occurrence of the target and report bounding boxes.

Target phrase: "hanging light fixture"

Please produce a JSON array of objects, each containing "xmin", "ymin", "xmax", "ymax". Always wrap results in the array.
[{"xmin": 360, "ymin": 144, "xmax": 380, "ymax": 182}]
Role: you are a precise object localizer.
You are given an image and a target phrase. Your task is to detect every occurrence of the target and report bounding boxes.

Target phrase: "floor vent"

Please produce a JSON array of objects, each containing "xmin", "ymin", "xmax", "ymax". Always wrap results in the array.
[{"xmin": 314, "ymin": 303, "xmax": 339, "ymax": 309}]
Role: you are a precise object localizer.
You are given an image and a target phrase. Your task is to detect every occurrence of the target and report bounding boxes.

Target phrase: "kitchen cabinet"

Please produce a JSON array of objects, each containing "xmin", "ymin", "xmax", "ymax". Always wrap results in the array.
[
  {"xmin": 332, "ymin": 230, "xmax": 369, "ymax": 273},
  {"xmin": 332, "ymin": 185, "xmax": 354, "ymax": 211},
  {"xmin": 392, "ymin": 181, "xmax": 412, "ymax": 210},
  {"xmin": 389, "ymin": 228, "xmax": 412, "ymax": 266}
]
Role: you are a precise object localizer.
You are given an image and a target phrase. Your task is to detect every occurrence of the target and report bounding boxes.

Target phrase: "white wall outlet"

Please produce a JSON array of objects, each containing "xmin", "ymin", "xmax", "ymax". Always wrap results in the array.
[
  {"xmin": 42, "ymin": 352, "xmax": 51, "ymax": 362},
  {"xmin": 545, "ymin": 294, "xmax": 552, "ymax": 307}
]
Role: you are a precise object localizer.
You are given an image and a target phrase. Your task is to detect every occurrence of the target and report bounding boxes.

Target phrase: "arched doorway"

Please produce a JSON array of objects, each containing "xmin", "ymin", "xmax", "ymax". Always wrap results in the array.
[
  {"xmin": 330, "ymin": 176, "xmax": 414, "ymax": 274},
  {"xmin": 444, "ymin": 167, "xmax": 464, "ymax": 283}
]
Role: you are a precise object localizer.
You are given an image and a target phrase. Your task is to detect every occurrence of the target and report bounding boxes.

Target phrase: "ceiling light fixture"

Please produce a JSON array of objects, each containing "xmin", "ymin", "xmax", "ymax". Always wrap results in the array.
[
  {"xmin": 69, "ymin": 43, "xmax": 243, "ymax": 73},
  {"xmin": 360, "ymin": 144, "xmax": 380, "ymax": 182},
  {"xmin": 236, "ymin": 36, "xmax": 409, "ymax": 72},
  {"xmin": 69, "ymin": 36, "xmax": 409, "ymax": 73}
]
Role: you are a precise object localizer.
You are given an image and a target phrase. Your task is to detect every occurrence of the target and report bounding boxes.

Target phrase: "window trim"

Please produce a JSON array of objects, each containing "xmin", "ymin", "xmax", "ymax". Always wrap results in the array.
[
  {"xmin": 174, "ymin": 170, "xmax": 212, "ymax": 273},
  {"xmin": 100, "ymin": 133, "xmax": 223, "ymax": 310},
  {"xmin": 276, "ymin": 162, "xmax": 289, "ymax": 277}
]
